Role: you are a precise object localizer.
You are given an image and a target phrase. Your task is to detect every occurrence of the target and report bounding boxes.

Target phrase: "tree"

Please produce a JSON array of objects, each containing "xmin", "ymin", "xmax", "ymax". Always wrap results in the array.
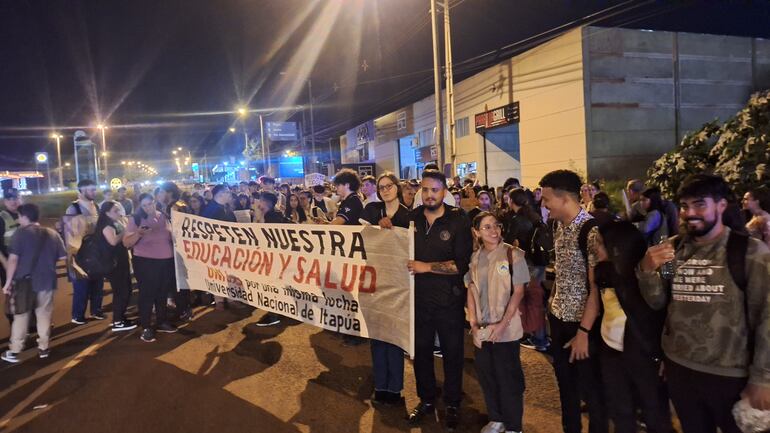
[{"xmin": 647, "ymin": 89, "xmax": 770, "ymax": 197}]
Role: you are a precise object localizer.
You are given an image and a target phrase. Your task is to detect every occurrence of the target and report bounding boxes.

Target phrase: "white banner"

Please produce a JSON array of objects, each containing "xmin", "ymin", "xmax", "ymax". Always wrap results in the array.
[{"xmin": 171, "ymin": 212, "xmax": 415, "ymax": 355}]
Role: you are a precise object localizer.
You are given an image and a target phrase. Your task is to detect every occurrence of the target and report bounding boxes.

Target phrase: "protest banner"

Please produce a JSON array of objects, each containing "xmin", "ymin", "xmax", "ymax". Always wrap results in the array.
[{"xmin": 171, "ymin": 212, "xmax": 415, "ymax": 355}]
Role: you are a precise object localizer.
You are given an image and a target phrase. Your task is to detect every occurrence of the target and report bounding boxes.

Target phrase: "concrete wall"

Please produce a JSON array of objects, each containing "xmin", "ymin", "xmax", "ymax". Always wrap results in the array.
[
  {"xmin": 584, "ymin": 26, "xmax": 770, "ymax": 180},
  {"xmin": 415, "ymin": 27, "xmax": 587, "ymax": 187}
]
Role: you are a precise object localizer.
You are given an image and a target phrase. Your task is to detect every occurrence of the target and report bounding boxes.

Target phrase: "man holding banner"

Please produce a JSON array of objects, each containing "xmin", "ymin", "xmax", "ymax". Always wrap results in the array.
[{"xmin": 407, "ymin": 169, "xmax": 473, "ymax": 431}]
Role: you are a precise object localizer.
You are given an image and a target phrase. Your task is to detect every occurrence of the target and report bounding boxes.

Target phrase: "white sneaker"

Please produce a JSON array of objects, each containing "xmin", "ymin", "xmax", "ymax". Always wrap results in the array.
[{"xmin": 481, "ymin": 421, "xmax": 505, "ymax": 433}]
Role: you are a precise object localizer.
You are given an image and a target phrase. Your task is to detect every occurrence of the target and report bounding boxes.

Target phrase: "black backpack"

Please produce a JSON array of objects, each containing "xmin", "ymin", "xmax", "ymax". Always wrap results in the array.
[
  {"xmin": 75, "ymin": 232, "xmax": 116, "ymax": 279},
  {"xmin": 529, "ymin": 220, "xmax": 554, "ymax": 266}
]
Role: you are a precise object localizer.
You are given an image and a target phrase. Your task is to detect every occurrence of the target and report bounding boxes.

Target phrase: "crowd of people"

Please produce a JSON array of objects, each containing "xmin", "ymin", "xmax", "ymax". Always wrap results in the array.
[{"xmin": 1, "ymin": 162, "xmax": 769, "ymax": 433}]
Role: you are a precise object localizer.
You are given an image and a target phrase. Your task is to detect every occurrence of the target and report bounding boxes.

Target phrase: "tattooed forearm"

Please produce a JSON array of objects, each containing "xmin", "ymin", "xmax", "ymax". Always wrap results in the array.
[{"xmin": 430, "ymin": 260, "xmax": 459, "ymax": 275}]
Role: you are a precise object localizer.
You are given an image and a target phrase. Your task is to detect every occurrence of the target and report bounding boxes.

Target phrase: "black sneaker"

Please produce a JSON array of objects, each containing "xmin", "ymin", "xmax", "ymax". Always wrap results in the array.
[
  {"xmin": 407, "ymin": 401, "xmax": 435, "ymax": 425},
  {"xmin": 1, "ymin": 350, "xmax": 19, "ymax": 364},
  {"xmin": 112, "ymin": 321, "xmax": 138, "ymax": 332},
  {"xmin": 445, "ymin": 406, "xmax": 460, "ymax": 431},
  {"xmin": 371, "ymin": 390, "xmax": 389, "ymax": 405},
  {"xmin": 38, "ymin": 348, "xmax": 50, "ymax": 359},
  {"xmin": 71, "ymin": 318, "xmax": 86, "ymax": 325},
  {"xmin": 179, "ymin": 309, "xmax": 193, "ymax": 322},
  {"xmin": 91, "ymin": 313, "xmax": 106, "ymax": 320},
  {"xmin": 256, "ymin": 313, "xmax": 281, "ymax": 327},
  {"xmin": 156, "ymin": 323, "xmax": 178, "ymax": 334},
  {"xmin": 140, "ymin": 329, "xmax": 156, "ymax": 343}
]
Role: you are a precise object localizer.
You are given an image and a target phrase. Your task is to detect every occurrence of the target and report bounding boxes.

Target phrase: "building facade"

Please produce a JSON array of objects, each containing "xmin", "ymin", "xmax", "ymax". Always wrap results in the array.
[{"xmin": 341, "ymin": 26, "xmax": 770, "ymax": 187}]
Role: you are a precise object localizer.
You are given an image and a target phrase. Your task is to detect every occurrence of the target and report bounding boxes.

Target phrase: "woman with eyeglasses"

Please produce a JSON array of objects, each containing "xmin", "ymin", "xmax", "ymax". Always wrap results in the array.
[
  {"xmin": 466, "ymin": 211, "xmax": 530, "ymax": 433},
  {"xmin": 362, "ymin": 172, "xmax": 410, "ymax": 406}
]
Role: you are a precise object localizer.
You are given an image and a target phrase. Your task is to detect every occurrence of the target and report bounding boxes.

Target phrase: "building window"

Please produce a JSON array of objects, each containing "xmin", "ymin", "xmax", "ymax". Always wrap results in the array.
[
  {"xmin": 417, "ymin": 128, "xmax": 434, "ymax": 148},
  {"xmin": 455, "ymin": 117, "xmax": 469, "ymax": 138},
  {"xmin": 397, "ymin": 111, "xmax": 407, "ymax": 130}
]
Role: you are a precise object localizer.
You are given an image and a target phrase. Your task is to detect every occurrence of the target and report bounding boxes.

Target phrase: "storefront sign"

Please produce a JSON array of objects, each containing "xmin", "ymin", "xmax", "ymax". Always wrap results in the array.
[{"xmin": 474, "ymin": 102, "xmax": 520, "ymax": 131}]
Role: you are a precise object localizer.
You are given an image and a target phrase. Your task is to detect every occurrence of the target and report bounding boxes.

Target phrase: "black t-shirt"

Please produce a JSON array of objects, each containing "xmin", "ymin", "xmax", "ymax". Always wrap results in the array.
[
  {"xmin": 410, "ymin": 204, "xmax": 473, "ymax": 307},
  {"xmin": 362, "ymin": 201, "xmax": 410, "ymax": 228},
  {"xmin": 264, "ymin": 210, "xmax": 291, "ymax": 224},
  {"xmin": 336, "ymin": 194, "xmax": 363, "ymax": 225}
]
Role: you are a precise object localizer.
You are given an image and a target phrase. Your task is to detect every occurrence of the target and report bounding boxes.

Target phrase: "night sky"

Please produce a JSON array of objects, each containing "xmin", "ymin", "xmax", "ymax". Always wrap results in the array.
[{"xmin": 1, "ymin": 0, "xmax": 769, "ymax": 173}]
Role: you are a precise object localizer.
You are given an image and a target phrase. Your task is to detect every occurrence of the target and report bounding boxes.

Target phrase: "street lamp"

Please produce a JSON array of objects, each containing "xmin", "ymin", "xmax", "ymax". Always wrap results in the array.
[
  {"xmin": 97, "ymin": 124, "xmax": 109, "ymax": 181},
  {"xmin": 50, "ymin": 133, "xmax": 64, "ymax": 188}
]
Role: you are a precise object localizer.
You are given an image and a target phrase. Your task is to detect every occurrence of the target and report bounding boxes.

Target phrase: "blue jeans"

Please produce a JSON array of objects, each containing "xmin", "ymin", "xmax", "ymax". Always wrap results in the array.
[
  {"xmin": 370, "ymin": 339, "xmax": 405, "ymax": 393},
  {"xmin": 72, "ymin": 278, "xmax": 104, "ymax": 320}
]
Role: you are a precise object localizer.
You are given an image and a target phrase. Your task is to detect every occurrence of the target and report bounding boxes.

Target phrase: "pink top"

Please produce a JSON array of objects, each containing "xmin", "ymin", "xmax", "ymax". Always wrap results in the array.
[{"xmin": 125, "ymin": 210, "xmax": 174, "ymax": 259}]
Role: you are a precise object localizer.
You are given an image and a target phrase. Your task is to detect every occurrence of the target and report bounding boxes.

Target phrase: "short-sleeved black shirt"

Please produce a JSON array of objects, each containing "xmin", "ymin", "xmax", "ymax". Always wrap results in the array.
[
  {"xmin": 336, "ymin": 193, "xmax": 363, "ymax": 225},
  {"xmin": 410, "ymin": 204, "xmax": 473, "ymax": 307}
]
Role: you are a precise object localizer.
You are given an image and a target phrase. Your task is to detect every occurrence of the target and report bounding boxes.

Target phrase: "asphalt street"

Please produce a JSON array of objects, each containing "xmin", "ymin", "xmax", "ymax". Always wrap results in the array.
[{"xmin": 0, "ymin": 270, "xmax": 571, "ymax": 433}]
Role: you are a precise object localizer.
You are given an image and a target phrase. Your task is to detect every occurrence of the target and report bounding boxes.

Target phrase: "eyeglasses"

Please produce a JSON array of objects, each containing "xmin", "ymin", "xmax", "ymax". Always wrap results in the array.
[
  {"xmin": 378, "ymin": 183, "xmax": 396, "ymax": 192},
  {"xmin": 479, "ymin": 223, "xmax": 503, "ymax": 231}
]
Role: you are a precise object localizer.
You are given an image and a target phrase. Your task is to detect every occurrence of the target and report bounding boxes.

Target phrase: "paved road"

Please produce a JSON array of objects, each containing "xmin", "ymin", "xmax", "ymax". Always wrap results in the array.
[{"xmin": 0, "ymin": 273, "xmax": 573, "ymax": 433}]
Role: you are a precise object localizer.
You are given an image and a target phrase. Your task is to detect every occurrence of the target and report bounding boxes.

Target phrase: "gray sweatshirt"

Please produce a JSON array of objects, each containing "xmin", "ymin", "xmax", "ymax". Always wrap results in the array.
[{"xmin": 637, "ymin": 228, "xmax": 770, "ymax": 386}]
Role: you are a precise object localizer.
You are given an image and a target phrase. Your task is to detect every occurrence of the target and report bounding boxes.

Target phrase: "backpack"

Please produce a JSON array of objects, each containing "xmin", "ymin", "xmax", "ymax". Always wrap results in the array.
[
  {"xmin": 529, "ymin": 220, "xmax": 554, "ymax": 266},
  {"xmin": 57, "ymin": 201, "xmax": 83, "ymax": 240},
  {"xmin": 75, "ymin": 231, "xmax": 116, "ymax": 279}
]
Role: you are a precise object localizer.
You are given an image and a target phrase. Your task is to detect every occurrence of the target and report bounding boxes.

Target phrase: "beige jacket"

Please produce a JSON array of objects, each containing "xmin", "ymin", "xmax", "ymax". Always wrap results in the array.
[{"xmin": 466, "ymin": 243, "xmax": 530, "ymax": 344}]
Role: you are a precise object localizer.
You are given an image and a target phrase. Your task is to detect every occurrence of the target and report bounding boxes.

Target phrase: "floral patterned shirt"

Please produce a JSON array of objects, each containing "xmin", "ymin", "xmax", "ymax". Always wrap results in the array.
[{"xmin": 549, "ymin": 209, "xmax": 599, "ymax": 322}]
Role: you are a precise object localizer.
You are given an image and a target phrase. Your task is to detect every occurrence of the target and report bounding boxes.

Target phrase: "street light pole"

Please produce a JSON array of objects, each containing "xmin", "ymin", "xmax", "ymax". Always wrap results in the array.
[
  {"xmin": 98, "ymin": 125, "xmax": 109, "ymax": 181},
  {"xmin": 430, "ymin": 0, "xmax": 444, "ymax": 169},
  {"xmin": 308, "ymin": 79, "xmax": 316, "ymax": 170},
  {"xmin": 52, "ymin": 133, "xmax": 63, "ymax": 188}
]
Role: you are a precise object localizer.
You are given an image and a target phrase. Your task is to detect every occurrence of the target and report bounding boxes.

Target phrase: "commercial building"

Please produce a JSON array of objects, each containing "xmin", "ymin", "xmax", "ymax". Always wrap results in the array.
[{"xmin": 340, "ymin": 26, "xmax": 770, "ymax": 187}]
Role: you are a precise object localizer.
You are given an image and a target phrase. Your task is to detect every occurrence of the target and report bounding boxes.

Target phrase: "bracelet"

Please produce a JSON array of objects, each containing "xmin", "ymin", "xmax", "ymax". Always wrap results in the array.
[{"xmin": 578, "ymin": 325, "xmax": 590, "ymax": 334}]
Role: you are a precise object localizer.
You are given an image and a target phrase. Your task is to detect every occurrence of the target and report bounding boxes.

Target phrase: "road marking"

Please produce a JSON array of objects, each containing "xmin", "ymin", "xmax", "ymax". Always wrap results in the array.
[{"xmin": 0, "ymin": 330, "xmax": 115, "ymax": 431}]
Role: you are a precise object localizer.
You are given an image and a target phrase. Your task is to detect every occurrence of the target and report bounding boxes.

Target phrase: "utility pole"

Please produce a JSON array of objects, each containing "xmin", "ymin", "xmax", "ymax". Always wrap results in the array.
[
  {"xmin": 443, "ymin": 0, "xmax": 456, "ymax": 175},
  {"xmin": 259, "ymin": 114, "xmax": 267, "ymax": 176},
  {"xmin": 430, "ymin": 0, "xmax": 444, "ymax": 169}
]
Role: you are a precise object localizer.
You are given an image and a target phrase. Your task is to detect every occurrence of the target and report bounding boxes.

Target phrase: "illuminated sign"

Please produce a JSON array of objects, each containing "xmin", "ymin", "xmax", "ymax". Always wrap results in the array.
[{"xmin": 35, "ymin": 152, "xmax": 48, "ymax": 163}]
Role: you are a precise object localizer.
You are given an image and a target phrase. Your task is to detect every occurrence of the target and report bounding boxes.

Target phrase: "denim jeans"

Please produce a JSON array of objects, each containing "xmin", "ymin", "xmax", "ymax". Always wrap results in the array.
[
  {"xmin": 370, "ymin": 339, "xmax": 405, "ymax": 393},
  {"xmin": 71, "ymin": 278, "xmax": 104, "ymax": 320}
]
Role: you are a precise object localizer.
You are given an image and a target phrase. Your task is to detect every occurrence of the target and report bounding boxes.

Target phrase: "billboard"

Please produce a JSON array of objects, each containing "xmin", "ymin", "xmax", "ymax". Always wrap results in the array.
[{"xmin": 278, "ymin": 156, "xmax": 304, "ymax": 178}]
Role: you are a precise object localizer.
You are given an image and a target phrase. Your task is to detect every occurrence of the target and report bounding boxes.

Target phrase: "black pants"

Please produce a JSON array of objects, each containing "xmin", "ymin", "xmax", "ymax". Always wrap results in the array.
[
  {"xmin": 666, "ymin": 358, "xmax": 745, "ymax": 433},
  {"xmin": 414, "ymin": 300, "xmax": 465, "ymax": 407},
  {"xmin": 600, "ymin": 338, "xmax": 672, "ymax": 433},
  {"xmin": 549, "ymin": 313, "xmax": 608, "ymax": 433},
  {"xmin": 475, "ymin": 341, "xmax": 525, "ymax": 431},
  {"xmin": 108, "ymin": 269, "xmax": 132, "ymax": 323},
  {"xmin": 133, "ymin": 256, "xmax": 174, "ymax": 329}
]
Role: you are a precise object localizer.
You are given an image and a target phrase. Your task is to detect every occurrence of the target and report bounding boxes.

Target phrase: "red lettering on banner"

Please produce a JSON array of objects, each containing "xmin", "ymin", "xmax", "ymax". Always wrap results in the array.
[
  {"xmin": 211, "ymin": 245, "xmax": 221, "ymax": 266},
  {"xmin": 305, "ymin": 259, "xmax": 321, "ymax": 287},
  {"xmin": 324, "ymin": 261, "xmax": 337, "ymax": 289},
  {"xmin": 359, "ymin": 266, "xmax": 377, "ymax": 293},
  {"xmin": 279, "ymin": 253, "xmax": 292, "ymax": 280},
  {"xmin": 294, "ymin": 256, "xmax": 306, "ymax": 284},
  {"xmin": 341, "ymin": 264, "xmax": 358, "ymax": 292}
]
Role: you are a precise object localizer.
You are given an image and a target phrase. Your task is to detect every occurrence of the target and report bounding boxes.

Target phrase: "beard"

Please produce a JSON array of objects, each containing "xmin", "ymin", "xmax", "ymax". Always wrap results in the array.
[
  {"xmin": 424, "ymin": 200, "xmax": 442, "ymax": 211},
  {"xmin": 685, "ymin": 214, "xmax": 718, "ymax": 237}
]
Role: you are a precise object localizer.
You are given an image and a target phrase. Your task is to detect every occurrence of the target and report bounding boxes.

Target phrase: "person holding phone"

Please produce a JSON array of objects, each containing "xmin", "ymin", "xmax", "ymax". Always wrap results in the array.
[
  {"xmin": 466, "ymin": 211, "xmax": 529, "ymax": 433},
  {"xmin": 123, "ymin": 193, "xmax": 177, "ymax": 343}
]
